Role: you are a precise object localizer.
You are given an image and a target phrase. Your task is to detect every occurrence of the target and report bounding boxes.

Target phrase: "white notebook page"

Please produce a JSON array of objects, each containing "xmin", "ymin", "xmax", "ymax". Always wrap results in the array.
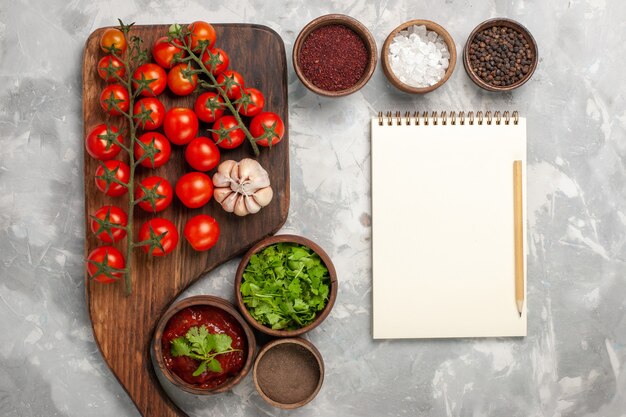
[{"xmin": 371, "ymin": 116, "xmax": 527, "ymax": 339}]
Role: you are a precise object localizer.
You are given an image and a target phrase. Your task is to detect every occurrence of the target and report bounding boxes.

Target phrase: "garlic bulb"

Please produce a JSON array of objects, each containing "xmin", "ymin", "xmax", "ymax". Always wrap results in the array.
[{"xmin": 212, "ymin": 159, "xmax": 273, "ymax": 216}]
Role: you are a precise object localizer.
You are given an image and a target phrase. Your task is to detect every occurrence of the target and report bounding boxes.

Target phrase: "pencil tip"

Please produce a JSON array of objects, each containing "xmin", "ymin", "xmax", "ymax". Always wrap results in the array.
[{"xmin": 519, "ymin": 312, "xmax": 522, "ymax": 317}]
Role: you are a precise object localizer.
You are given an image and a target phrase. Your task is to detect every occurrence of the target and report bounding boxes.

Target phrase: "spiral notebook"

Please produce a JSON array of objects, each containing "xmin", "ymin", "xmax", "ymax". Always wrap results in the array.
[{"xmin": 371, "ymin": 111, "xmax": 527, "ymax": 339}]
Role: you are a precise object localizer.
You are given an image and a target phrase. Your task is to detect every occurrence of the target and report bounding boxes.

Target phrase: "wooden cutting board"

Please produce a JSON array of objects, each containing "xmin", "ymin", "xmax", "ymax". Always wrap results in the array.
[{"xmin": 82, "ymin": 24, "xmax": 289, "ymax": 417}]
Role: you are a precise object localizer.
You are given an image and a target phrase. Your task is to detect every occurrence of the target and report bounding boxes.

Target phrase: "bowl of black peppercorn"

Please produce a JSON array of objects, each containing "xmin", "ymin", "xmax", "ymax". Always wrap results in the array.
[{"xmin": 463, "ymin": 18, "xmax": 538, "ymax": 92}]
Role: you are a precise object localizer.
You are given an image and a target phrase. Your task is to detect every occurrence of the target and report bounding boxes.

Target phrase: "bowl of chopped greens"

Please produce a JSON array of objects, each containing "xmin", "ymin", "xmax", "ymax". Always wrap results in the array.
[{"xmin": 235, "ymin": 234, "xmax": 338, "ymax": 337}]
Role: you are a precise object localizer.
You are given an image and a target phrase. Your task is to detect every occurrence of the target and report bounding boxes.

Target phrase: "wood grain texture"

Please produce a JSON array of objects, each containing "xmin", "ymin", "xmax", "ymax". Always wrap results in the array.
[{"xmin": 82, "ymin": 24, "xmax": 289, "ymax": 417}]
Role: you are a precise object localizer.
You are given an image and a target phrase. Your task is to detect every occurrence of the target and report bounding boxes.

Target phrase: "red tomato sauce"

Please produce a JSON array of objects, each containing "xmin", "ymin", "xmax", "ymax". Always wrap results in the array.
[{"xmin": 162, "ymin": 306, "xmax": 247, "ymax": 389}]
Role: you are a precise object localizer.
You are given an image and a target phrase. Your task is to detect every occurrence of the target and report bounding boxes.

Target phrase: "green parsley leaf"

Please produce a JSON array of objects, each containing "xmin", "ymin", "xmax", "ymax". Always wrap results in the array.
[
  {"xmin": 170, "ymin": 337, "xmax": 192, "ymax": 357},
  {"xmin": 169, "ymin": 325, "xmax": 240, "ymax": 377},
  {"xmin": 240, "ymin": 243, "xmax": 331, "ymax": 330}
]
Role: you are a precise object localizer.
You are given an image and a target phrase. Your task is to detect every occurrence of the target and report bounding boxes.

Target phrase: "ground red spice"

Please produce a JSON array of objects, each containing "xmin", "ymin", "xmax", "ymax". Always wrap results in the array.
[{"xmin": 299, "ymin": 24, "xmax": 368, "ymax": 91}]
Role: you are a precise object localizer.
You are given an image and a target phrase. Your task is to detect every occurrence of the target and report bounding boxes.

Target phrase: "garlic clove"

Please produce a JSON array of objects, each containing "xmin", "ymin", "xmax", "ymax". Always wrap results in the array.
[
  {"xmin": 244, "ymin": 194, "xmax": 262, "ymax": 214},
  {"xmin": 212, "ymin": 172, "xmax": 232, "ymax": 188},
  {"xmin": 217, "ymin": 160, "xmax": 236, "ymax": 176},
  {"xmin": 214, "ymin": 187, "xmax": 233, "ymax": 204},
  {"xmin": 234, "ymin": 195, "xmax": 249, "ymax": 216},
  {"xmin": 230, "ymin": 161, "xmax": 240, "ymax": 184},
  {"xmin": 221, "ymin": 191, "xmax": 238, "ymax": 213},
  {"xmin": 253, "ymin": 186, "xmax": 274, "ymax": 207},
  {"xmin": 238, "ymin": 158, "xmax": 261, "ymax": 180}
]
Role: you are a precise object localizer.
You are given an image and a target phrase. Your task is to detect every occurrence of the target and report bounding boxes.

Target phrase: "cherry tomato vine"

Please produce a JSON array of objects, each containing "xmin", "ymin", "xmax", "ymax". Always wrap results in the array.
[{"xmin": 87, "ymin": 20, "xmax": 284, "ymax": 295}]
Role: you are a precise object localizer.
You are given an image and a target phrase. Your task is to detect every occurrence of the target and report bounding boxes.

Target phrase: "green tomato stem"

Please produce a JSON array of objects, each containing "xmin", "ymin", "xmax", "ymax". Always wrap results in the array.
[{"xmin": 179, "ymin": 43, "xmax": 260, "ymax": 156}]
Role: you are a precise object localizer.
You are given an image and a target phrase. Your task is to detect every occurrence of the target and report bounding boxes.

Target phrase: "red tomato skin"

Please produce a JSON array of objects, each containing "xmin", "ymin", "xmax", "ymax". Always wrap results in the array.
[
  {"xmin": 86, "ymin": 124, "xmax": 123, "ymax": 160},
  {"xmin": 249, "ymin": 112, "xmax": 285, "ymax": 147},
  {"xmin": 135, "ymin": 176, "xmax": 173, "ymax": 213},
  {"xmin": 133, "ymin": 63, "xmax": 167, "ymax": 97},
  {"xmin": 97, "ymin": 55, "xmax": 126, "ymax": 82},
  {"xmin": 152, "ymin": 36, "xmax": 186, "ymax": 69},
  {"xmin": 87, "ymin": 246, "xmax": 125, "ymax": 283},
  {"xmin": 99, "ymin": 28, "xmax": 127, "ymax": 54},
  {"xmin": 133, "ymin": 97, "xmax": 165, "ymax": 130},
  {"xmin": 185, "ymin": 137, "xmax": 221, "ymax": 171},
  {"xmin": 184, "ymin": 214, "xmax": 220, "ymax": 251},
  {"xmin": 201, "ymin": 48, "xmax": 229, "ymax": 75},
  {"xmin": 134, "ymin": 132, "xmax": 172, "ymax": 168},
  {"xmin": 94, "ymin": 160, "xmax": 130, "ymax": 197},
  {"xmin": 216, "ymin": 70, "xmax": 245, "ymax": 99},
  {"xmin": 167, "ymin": 64, "xmax": 198, "ymax": 96},
  {"xmin": 99, "ymin": 84, "xmax": 130, "ymax": 116},
  {"xmin": 194, "ymin": 92, "xmax": 224, "ymax": 123},
  {"xmin": 211, "ymin": 116, "xmax": 245, "ymax": 150},
  {"xmin": 164, "ymin": 108, "xmax": 199, "ymax": 145},
  {"xmin": 139, "ymin": 218, "xmax": 179, "ymax": 256},
  {"xmin": 236, "ymin": 88, "xmax": 264, "ymax": 117},
  {"xmin": 187, "ymin": 21, "xmax": 216, "ymax": 51},
  {"xmin": 175, "ymin": 172, "xmax": 213, "ymax": 208},
  {"xmin": 90, "ymin": 205, "xmax": 128, "ymax": 243}
]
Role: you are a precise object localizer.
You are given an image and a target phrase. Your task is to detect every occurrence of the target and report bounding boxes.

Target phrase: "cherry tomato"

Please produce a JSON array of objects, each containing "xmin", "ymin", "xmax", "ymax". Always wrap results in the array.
[
  {"xmin": 235, "ymin": 88, "xmax": 264, "ymax": 117},
  {"xmin": 250, "ymin": 112, "xmax": 285, "ymax": 147},
  {"xmin": 194, "ymin": 92, "xmax": 224, "ymax": 123},
  {"xmin": 211, "ymin": 115, "xmax": 245, "ymax": 149},
  {"xmin": 185, "ymin": 137, "xmax": 221, "ymax": 171},
  {"xmin": 216, "ymin": 70, "xmax": 244, "ymax": 99},
  {"xmin": 97, "ymin": 55, "xmax": 125, "ymax": 82},
  {"xmin": 164, "ymin": 107, "xmax": 199, "ymax": 145},
  {"xmin": 100, "ymin": 28, "xmax": 127, "ymax": 54},
  {"xmin": 100, "ymin": 84, "xmax": 130, "ymax": 116},
  {"xmin": 135, "ymin": 176, "xmax": 173, "ymax": 213},
  {"xmin": 86, "ymin": 124, "xmax": 123, "ymax": 160},
  {"xmin": 134, "ymin": 132, "xmax": 171, "ymax": 168},
  {"xmin": 152, "ymin": 36, "xmax": 186, "ymax": 69},
  {"xmin": 90, "ymin": 205, "xmax": 128, "ymax": 243},
  {"xmin": 95, "ymin": 160, "xmax": 130, "ymax": 197},
  {"xmin": 133, "ymin": 97, "xmax": 165, "ymax": 130},
  {"xmin": 187, "ymin": 21, "xmax": 216, "ymax": 52},
  {"xmin": 184, "ymin": 214, "xmax": 220, "ymax": 251},
  {"xmin": 132, "ymin": 63, "xmax": 167, "ymax": 96},
  {"xmin": 175, "ymin": 172, "xmax": 213, "ymax": 208},
  {"xmin": 87, "ymin": 246, "xmax": 125, "ymax": 283},
  {"xmin": 167, "ymin": 63, "xmax": 198, "ymax": 96},
  {"xmin": 201, "ymin": 48, "xmax": 229, "ymax": 75},
  {"xmin": 138, "ymin": 218, "xmax": 179, "ymax": 256}
]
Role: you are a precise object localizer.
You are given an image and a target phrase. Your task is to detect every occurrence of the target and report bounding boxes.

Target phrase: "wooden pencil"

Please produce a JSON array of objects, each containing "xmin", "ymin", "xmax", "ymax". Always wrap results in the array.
[{"xmin": 513, "ymin": 160, "xmax": 524, "ymax": 317}]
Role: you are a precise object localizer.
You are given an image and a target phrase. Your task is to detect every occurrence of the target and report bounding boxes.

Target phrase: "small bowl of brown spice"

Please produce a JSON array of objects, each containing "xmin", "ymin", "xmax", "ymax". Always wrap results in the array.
[
  {"xmin": 464, "ymin": 18, "xmax": 538, "ymax": 92},
  {"xmin": 253, "ymin": 338, "xmax": 324, "ymax": 409},
  {"xmin": 293, "ymin": 14, "xmax": 377, "ymax": 97}
]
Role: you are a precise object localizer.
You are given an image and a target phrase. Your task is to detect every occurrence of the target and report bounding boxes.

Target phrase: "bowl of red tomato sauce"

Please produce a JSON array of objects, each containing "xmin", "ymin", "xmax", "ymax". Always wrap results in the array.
[{"xmin": 153, "ymin": 295, "xmax": 256, "ymax": 394}]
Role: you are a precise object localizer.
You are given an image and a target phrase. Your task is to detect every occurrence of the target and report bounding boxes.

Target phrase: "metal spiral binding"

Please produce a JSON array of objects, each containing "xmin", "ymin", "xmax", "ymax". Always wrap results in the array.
[{"xmin": 377, "ymin": 111, "xmax": 519, "ymax": 126}]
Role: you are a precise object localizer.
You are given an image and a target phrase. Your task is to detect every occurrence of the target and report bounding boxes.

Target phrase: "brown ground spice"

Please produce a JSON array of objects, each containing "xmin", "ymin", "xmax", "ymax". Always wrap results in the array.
[
  {"xmin": 299, "ymin": 24, "xmax": 368, "ymax": 91},
  {"xmin": 256, "ymin": 344, "xmax": 321, "ymax": 404}
]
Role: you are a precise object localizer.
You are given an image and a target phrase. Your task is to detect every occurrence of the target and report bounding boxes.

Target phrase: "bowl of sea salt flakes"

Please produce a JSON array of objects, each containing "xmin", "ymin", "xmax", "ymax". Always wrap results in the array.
[{"xmin": 382, "ymin": 20, "xmax": 457, "ymax": 94}]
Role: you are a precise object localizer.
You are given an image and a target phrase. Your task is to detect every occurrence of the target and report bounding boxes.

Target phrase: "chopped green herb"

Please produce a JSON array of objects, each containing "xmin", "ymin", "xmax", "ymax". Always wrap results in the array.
[
  {"xmin": 170, "ymin": 325, "xmax": 239, "ymax": 376},
  {"xmin": 240, "ymin": 243, "xmax": 330, "ymax": 330}
]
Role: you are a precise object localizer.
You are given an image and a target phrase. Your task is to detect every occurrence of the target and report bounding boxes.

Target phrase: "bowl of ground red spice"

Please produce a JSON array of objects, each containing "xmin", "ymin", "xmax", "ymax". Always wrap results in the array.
[
  {"xmin": 293, "ymin": 14, "xmax": 377, "ymax": 97},
  {"xmin": 464, "ymin": 18, "xmax": 538, "ymax": 92}
]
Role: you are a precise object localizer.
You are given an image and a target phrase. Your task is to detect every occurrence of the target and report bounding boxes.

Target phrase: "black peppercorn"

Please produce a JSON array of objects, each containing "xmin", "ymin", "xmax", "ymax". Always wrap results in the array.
[{"xmin": 468, "ymin": 24, "xmax": 534, "ymax": 87}]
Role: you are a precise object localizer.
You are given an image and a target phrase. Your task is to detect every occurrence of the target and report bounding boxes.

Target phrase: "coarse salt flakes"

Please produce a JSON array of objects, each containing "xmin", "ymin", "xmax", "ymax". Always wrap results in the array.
[{"xmin": 388, "ymin": 25, "xmax": 450, "ymax": 88}]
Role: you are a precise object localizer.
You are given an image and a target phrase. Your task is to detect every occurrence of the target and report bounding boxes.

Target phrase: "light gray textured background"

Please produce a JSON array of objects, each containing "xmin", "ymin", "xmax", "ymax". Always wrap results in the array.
[{"xmin": 1, "ymin": 0, "xmax": 625, "ymax": 416}]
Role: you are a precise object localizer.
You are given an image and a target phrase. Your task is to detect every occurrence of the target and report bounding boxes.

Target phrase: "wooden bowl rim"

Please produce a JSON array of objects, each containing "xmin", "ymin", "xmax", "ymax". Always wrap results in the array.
[
  {"xmin": 152, "ymin": 295, "xmax": 257, "ymax": 395},
  {"xmin": 292, "ymin": 14, "xmax": 378, "ymax": 97},
  {"xmin": 234, "ymin": 234, "xmax": 338, "ymax": 337},
  {"xmin": 252, "ymin": 337, "xmax": 324, "ymax": 409},
  {"xmin": 381, "ymin": 19, "xmax": 457, "ymax": 94},
  {"xmin": 462, "ymin": 17, "xmax": 538, "ymax": 92}
]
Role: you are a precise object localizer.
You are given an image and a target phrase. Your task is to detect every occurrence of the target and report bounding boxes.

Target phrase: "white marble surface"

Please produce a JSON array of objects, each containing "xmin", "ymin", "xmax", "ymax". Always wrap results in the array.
[{"xmin": 1, "ymin": 0, "xmax": 625, "ymax": 416}]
